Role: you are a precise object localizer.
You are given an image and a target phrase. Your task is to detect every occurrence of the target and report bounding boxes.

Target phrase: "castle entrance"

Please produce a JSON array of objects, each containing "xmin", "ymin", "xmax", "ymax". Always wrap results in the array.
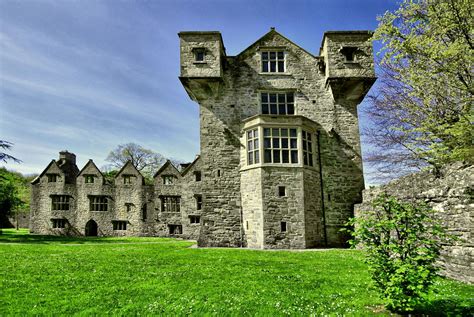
[{"xmin": 85, "ymin": 220, "xmax": 98, "ymax": 236}]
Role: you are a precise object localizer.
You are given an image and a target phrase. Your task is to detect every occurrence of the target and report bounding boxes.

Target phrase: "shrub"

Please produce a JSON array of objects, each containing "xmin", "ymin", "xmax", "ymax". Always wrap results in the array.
[{"xmin": 347, "ymin": 194, "xmax": 453, "ymax": 312}]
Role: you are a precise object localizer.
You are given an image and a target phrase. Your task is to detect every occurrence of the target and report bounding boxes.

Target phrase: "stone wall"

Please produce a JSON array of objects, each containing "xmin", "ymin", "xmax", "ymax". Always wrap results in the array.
[
  {"xmin": 355, "ymin": 163, "xmax": 473, "ymax": 284},
  {"xmin": 31, "ymin": 153, "xmax": 202, "ymax": 240},
  {"xmin": 179, "ymin": 29, "xmax": 375, "ymax": 248}
]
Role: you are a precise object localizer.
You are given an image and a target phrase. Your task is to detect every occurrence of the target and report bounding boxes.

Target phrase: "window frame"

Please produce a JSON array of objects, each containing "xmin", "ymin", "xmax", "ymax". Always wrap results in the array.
[
  {"xmin": 52, "ymin": 218, "xmax": 67, "ymax": 229},
  {"xmin": 89, "ymin": 196, "xmax": 109, "ymax": 212},
  {"xmin": 51, "ymin": 195, "xmax": 70, "ymax": 211},
  {"xmin": 263, "ymin": 127, "xmax": 298, "ymax": 164},
  {"xmin": 260, "ymin": 50, "xmax": 286, "ymax": 73},
  {"xmin": 84, "ymin": 174, "xmax": 95, "ymax": 184},
  {"xmin": 189, "ymin": 215, "xmax": 200, "ymax": 224},
  {"xmin": 160, "ymin": 196, "xmax": 181, "ymax": 213},
  {"xmin": 260, "ymin": 92, "xmax": 295, "ymax": 115},
  {"xmin": 112, "ymin": 220, "xmax": 127, "ymax": 231},
  {"xmin": 246, "ymin": 129, "xmax": 260, "ymax": 165},
  {"xmin": 302, "ymin": 130, "xmax": 314, "ymax": 167},
  {"xmin": 168, "ymin": 224, "xmax": 183, "ymax": 235},
  {"xmin": 122, "ymin": 174, "xmax": 134, "ymax": 185},
  {"xmin": 47, "ymin": 174, "xmax": 59, "ymax": 183}
]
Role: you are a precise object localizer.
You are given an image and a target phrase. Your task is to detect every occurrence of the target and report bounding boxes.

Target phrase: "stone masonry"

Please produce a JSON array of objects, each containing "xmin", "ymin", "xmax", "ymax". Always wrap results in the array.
[
  {"xmin": 355, "ymin": 163, "xmax": 473, "ymax": 284},
  {"xmin": 179, "ymin": 28, "xmax": 375, "ymax": 248},
  {"xmin": 31, "ymin": 29, "xmax": 376, "ymax": 249},
  {"xmin": 30, "ymin": 151, "xmax": 203, "ymax": 239}
]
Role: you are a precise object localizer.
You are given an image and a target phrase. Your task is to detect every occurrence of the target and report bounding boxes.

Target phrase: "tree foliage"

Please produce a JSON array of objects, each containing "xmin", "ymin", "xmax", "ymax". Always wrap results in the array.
[
  {"xmin": 364, "ymin": 0, "xmax": 473, "ymax": 179},
  {"xmin": 105, "ymin": 143, "xmax": 182, "ymax": 180},
  {"xmin": 0, "ymin": 140, "xmax": 21, "ymax": 164},
  {"xmin": 347, "ymin": 194, "xmax": 453, "ymax": 312},
  {"xmin": 0, "ymin": 168, "xmax": 34, "ymax": 229}
]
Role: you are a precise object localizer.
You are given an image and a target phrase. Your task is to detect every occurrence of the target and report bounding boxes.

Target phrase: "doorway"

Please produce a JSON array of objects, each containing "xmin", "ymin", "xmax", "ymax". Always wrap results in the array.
[{"xmin": 85, "ymin": 219, "xmax": 98, "ymax": 236}]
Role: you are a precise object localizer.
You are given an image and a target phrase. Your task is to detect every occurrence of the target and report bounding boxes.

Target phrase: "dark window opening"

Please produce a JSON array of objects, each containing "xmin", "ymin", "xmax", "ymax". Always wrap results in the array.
[
  {"xmin": 123, "ymin": 175, "xmax": 133, "ymax": 184},
  {"xmin": 261, "ymin": 92, "xmax": 294, "ymax": 115},
  {"xmin": 168, "ymin": 224, "xmax": 183, "ymax": 234},
  {"xmin": 263, "ymin": 128, "xmax": 298, "ymax": 164},
  {"xmin": 261, "ymin": 51, "xmax": 285, "ymax": 73},
  {"xmin": 113, "ymin": 221, "xmax": 127, "ymax": 230},
  {"xmin": 217, "ymin": 169, "xmax": 221, "ymax": 177},
  {"xmin": 278, "ymin": 186, "xmax": 286, "ymax": 197},
  {"xmin": 142, "ymin": 204, "xmax": 147, "ymax": 221},
  {"xmin": 195, "ymin": 50, "xmax": 205, "ymax": 62},
  {"xmin": 126, "ymin": 203, "xmax": 132, "ymax": 212},
  {"xmin": 51, "ymin": 195, "xmax": 70, "ymax": 211},
  {"xmin": 281, "ymin": 221, "xmax": 287, "ymax": 232},
  {"xmin": 189, "ymin": 216, "xmax": 200, "ymax": 224},
  {"xmin": 194, "ymin": 171, "xmax": 201, "ymax": 182},
  {"xmin": 340, "ymin": 47, "xmax": 358, "ymax": 62},
  {"xmin": 163, "ymin": 175, "xmax": 175, "ymax": 185},
  {"xmin": 161, "ymin": 196, "xmax": 180, "ymax": 213},
  {"xmin": 89, "ymin": 196, "xmax": 108, "ymax": 211},
  {"xmin": 47, "ymin": 174, "xmax": 58, "ymax": 182},
  {"xmin": 195, "ymin": 195, "xmax": 202, "ymax": 210},
  {"xmin": 52, "ymin": 218, "xmax": 67, "ymax": 229},
  {"xmin": 84, "ymin": 175, "xmax": 95, "ymax": 183}
]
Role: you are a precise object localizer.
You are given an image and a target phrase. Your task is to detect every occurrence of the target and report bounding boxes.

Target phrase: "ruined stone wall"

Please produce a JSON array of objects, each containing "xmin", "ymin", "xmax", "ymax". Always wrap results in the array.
[{"xmin": 355, "ymin": 163, "xmax": 473, "ymax": 284}]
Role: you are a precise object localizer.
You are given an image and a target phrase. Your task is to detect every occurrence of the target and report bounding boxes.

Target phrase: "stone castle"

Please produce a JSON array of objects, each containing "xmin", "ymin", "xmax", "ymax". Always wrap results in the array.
[{"xmin": 31, "ymin": 28, "xmax": 375, "ymax": 249}]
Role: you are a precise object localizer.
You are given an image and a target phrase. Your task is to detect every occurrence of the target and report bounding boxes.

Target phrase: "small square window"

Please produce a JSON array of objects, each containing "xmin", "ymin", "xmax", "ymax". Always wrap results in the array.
[
  {"xmin": 163, "ymin": 175, "xmax": 175, "ymax": 185},
  {"xmin": 189, "ymin": 216, "xmax": 200, "ymax": 224},
  {"xmin": 126, "ymin": 204, "xmax": 133, "ymax": 212},
  {"xmin": 195, "ymin": 50, "xmax": 205, "ymax": 62},
  {"xmin": 194, "ymin": 171, "xmax": 202, "ymax": 182},
  {"xmin": 281, "ymin": 221, "xmax": 287, "ymax": 232},
  {"xmin": 168, "ymin": 224, "xmax": 183, "ymax": 234},
  {"xmin": 84, "ymin": 175, "xmax": 94, "ymax": 184},
  {"xmin": 278, "ymin": 186, "xmax": 286, "ymax": 197},
  {"xmin": 123, "ymin": 175, "xmax": 133, "ymax": 184}
]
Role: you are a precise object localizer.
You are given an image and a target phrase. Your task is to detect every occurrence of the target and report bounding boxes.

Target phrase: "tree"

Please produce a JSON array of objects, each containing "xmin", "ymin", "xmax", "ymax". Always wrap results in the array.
[
  {"xmin": 105, "ymin": 143, "xmax": 180, "ymax": 180},
  {"xmin": 0, "ymin": 140, "xmax": 21, "ymax": 163},
  {"xmin": 347, "ymin": 194, "xmax": 453, "ymax": 313},
  {"xmin": 0, "ymin": 168, "xmax": 30, "ymax": 231},
  {"xmin": 364, "ymin": 0, "xmax": 473, "ymax": 180}
]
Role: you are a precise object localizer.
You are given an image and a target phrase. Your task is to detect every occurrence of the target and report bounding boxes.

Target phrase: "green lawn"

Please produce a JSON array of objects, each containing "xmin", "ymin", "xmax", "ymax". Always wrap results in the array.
[{"xmin": 1, "ymin": 229, "xmax": 472, "ymax": 316}]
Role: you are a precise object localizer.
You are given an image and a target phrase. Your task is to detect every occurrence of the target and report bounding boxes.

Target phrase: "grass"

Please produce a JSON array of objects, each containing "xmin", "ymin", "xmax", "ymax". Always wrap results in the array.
[{"xmin": 0, "ymin": 229, "xmax": 472, "ymax": 316}]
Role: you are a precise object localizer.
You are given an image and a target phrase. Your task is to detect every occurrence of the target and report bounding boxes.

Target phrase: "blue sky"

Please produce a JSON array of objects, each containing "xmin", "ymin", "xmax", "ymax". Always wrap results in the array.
[{"xmin": 0, "ymin": 0, "xmax": 399, "ymax": 176}]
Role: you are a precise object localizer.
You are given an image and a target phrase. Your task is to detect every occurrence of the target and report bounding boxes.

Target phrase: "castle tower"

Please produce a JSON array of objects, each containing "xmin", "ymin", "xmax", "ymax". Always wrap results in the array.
[{"xmin": 179, "ymin": 28, "xmax": 375, "ymax": 248}]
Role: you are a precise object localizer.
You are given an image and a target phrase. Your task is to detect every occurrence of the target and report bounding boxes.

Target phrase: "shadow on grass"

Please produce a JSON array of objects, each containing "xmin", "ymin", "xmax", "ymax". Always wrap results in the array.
[
  {"xmin": 0, "ymin": 229, "xmax": 181, "ymax": 245},
  {"xmin": 412, "ymin": 298, "xmax": 474, "ymax": 317}
]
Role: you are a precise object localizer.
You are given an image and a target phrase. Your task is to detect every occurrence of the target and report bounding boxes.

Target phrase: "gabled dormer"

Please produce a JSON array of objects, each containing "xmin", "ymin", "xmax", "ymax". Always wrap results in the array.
[
  {"xmin": 181, "ymin": 155, "xmax": 202, "ymax": 182},
  {"xmin": 153, "ymin": 160, "xmax": 182, "ymax": 187},
  {"xmin": 31, "ymin": 160, "xmax": 64, "ymax": 185},
  {"xmin": 115, "ymin": 161, "xmax": 145, "ymax": 186},
  {"xmin": 236, "ymin": 27, "xmax": 321, "ymax": 77},
  {"xmin": 77, "ymin": 160, "xmax": 104, "ymax": 185}
]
